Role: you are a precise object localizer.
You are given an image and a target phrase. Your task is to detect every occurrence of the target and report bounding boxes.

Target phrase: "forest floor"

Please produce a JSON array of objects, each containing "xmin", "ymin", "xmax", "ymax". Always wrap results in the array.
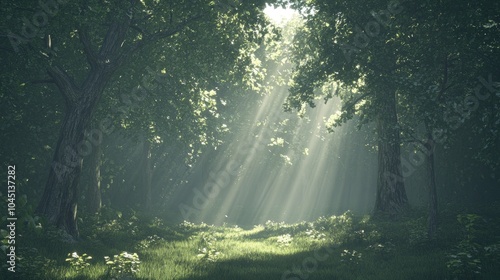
[{"xmin": 2, "ymin": 203, "xmax": 500, "ymax": 280}]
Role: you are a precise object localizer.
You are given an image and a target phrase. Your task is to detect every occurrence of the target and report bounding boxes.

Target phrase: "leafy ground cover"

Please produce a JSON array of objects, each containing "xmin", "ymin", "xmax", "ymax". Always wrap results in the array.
[{"xmin": 2, "ymin": 205, "xmax": 500, "ymax": 279}]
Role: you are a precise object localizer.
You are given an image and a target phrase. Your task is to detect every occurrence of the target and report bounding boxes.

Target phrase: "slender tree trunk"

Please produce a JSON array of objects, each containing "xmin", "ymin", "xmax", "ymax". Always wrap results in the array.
[
  {"xmin": 425, "ymin": 130, "xmax": 438, "ymax": 238},
  {"xmin": 374, "ymin": 91, "xmax": 408, "ymax": 214},
  {"xmin": 142, "ymin": 139, "xmax": 152, "ymax": 211},
  {"xmin": 87, "ymin": 138, "xmax": 102, "ymax": 213}
]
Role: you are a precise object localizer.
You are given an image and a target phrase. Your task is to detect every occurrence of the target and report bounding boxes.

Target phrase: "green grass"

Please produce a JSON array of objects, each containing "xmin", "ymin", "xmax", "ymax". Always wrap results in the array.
[{"xmin": 2, "ymin": 207, "xmax": 500, "ymax": 280}]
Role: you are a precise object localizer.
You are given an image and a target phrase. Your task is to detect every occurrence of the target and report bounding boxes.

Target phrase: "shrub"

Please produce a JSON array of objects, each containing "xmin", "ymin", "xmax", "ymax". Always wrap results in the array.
[
  {"xmin": 366, "ymin": 241, "xmax": 395, "ymax": 260},
  {"xmin": 196, "ymin": 231, "xmax": 221, "ymax": 262},
  {"xmin": 305, "ymin": 228, "xmax": 326, "ymax": 241},
  {"xmin": 136, "ymin": 234, "xmax": 164, "ymax": 249},
  {"xmin": 340, "ymin": 249, "xmax": 362, "ymax": 265},
  {"xmin": 276, "ymin": 234, "xmax": 293, "ymax": 247},
  {"xmin": 405, "ymin": 218, "xmax": 428, "ymax": 246},
  {"xmin": 13, "ymin": 247, "xmax": 55, "ymax": 279},
  {"xmin": 65, "ymin": 252, "xmax": 92, "ymax": 271},
  {"xmin": 197, "ymin": 247, "xmax": 221, "ymax": 262},
  {"xmin": 446, "ymin": 214, "xmax": 483, "ymax": 279},
  {"xmin": 104, "ymin": 251, "xmax": 140, "ymax": 278}
]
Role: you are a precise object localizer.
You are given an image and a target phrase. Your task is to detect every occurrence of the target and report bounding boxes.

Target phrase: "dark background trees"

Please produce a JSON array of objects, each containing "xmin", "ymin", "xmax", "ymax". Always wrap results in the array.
[{"xmin": 283, "ymin": 0, "xmax": 499, "ymax": 238}]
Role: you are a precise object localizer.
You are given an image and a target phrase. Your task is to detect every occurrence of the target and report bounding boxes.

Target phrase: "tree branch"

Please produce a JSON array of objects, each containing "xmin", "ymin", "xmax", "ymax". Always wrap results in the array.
[
  {"xmin": 130, "ymin": 24, "xmax": 149, "ymax": 37},
  {"xmin": 341, "ymin": 91, "xmax": 371, "ymax": 111},
  {"xmin": 78, "ymin": 28, "xmax": 99, "ymax": 69},
  {"xmin": 47, "ymin": 66, "xmax": 79, "ymax": 105},
  {"xmin": 98, "ymin": 22, "xmax": 130, "ymax": 61},
  {"xmin": 401, "ymin": 137, "xmax": 426, "ymax": 146},
  {"xmin": 29, "ymin": 78, "xmax": 55, "ymax": 84},
  {"xmin": 434, "ymin": 54, "xmax": 451, "ymax": 101},
  {"xmin": 123, "ymin": 14, "xmax": 204, "ymax": 59},
  {"xmin": 132, "ymin": 13, "xmax": 153, "ymax": 25}
]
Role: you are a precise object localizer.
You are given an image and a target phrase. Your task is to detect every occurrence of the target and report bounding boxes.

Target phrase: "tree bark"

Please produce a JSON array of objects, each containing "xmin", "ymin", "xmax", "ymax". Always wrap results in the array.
[
  {"xmin": 36, "ymin": 111, "xmax": 82, "ymax": 237},
  {"xmin": 87, "ymin": 137, "xmax": 102, "ymax": 213},
  {"xmin": 374, "ymin": 91, "xmax": 408, "ymax": 214},
  {"xmin": 425, "ymin": 130, "xmax": 438, "ymax": 239},
  {"xmin": 36, "ymin": 76, "xmax": 111, "ymax": 237}
]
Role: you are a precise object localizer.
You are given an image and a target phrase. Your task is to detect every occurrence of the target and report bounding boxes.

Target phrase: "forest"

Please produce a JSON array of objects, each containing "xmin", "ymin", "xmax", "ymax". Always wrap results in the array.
[{"xmin": 0, "ymin": 0, "xmax": 499, "ymax": 279}]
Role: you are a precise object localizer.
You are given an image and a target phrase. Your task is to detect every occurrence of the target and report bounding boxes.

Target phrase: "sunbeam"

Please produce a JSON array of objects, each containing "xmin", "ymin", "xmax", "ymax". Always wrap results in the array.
[{"xmin": 177, "ymin": 77, "xmax": 378, "ymax": 226}]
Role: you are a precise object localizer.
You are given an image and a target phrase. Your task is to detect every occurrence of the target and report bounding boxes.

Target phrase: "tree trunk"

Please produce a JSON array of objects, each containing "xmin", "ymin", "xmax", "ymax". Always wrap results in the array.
[
  {"xmin": 142, "ymin": 139, "xmax": 153, "ymax": 211},
  {"xmin": 36, "ymin": 97, "xmax": 94, "ymax": 238},
  {"xmin": 87, "ymin": 137, "xmax": 102, "ymax": 213},
  {"xmin": 425, "ymin": 131, "xmax": 438, "ymax": 239},
  {"xmin": 36, "ymin": 22, "xmax": 129, "ymax": 238},
  {"xmin": 374, "ymin": 91, "xmax": 408, "ymax": 214}
]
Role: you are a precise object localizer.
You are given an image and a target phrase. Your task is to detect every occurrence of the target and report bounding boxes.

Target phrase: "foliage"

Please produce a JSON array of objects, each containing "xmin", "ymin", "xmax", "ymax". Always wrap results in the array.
[
  {"xmin": 196, "ymin": 231, "xmax": 221, "ymax": 262},
  {"xmin": 65, "ymin": 252, "xmax": 93, "ymax": 271},
  {"xmin": 264, "ymin": 220, "xmax": 288, "ymax": 231},
  {"xmin": 340, "ymin": 249, "xmax": 362, "ymax": 265},
  {"xmin": 314, "ymin": 211, "xmax": 355, "ymax": 243},
  {"xmin": 136, "ymin": 235, "xmax": 164, "ymax": 250},
  {"xmin": 197, "ymin": 246, "xmax": 222, "ymax": 263},
  {"xmin": 104, "ymin": 251, "xmax": 141, "ymax": 278},
  {"xmin": 305, "ymin": 228, "xmax": 326, "ymax": 241},
  {"xmin": 405, "ymin": 217, "xmax": 428, "ymax": 246},
  {"xmin": 179, "ymin": 220, "xmax": 212, "ymax": 233},
  {"xmin": 446, "ymin": 214, "xmax": 484, "ymax": 279},
  {"xmin": 366, "ymin": 242, "xmax": 395, "ymax": 260},
  {"xmin": 1, "ymin": 208, "xmax": 498, "ymax": 279},
  {"xmin": 276, "ymin": 233, "xmax": 293, "ymax": 247},
  {"xmin": 3, "ymin": 247, "xmax": 56, "ymax": 279},
  {"xmin": 484, "ymin": 242, "xmax": 500, "ymax": 265}
]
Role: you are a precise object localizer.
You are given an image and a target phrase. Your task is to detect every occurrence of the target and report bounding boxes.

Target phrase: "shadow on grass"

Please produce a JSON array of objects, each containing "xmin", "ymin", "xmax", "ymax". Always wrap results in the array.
[{"xmin": 173, "ymin": 244, "xmax": 450, "ymax": 280}]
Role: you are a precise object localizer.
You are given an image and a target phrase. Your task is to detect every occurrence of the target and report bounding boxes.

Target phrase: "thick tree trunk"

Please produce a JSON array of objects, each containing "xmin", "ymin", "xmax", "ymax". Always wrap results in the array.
[
  {"xmin": 374, "ymin": 91, "xmax": 408, "ymax": 214},
  {"xmin": 87, "ymin": 138, "xmax": 102, "ymax": 213},
  {"xmin": 425, "ymin": 131, "xmax": 438, "ymax": 238},
  {"xmin": 36, "ymin": 22, "xmax": 129, "ymax": 238},
  {"xmin": 36, "ymin": 97, "xmax": 95, "ymax": 238},
  {"xmin": 36, "ymin": 68, "xmax": 116, "ymax": 237},
  {"xmin": 34, "ymin": 15, "xmax": 201, "ymax": 237}
]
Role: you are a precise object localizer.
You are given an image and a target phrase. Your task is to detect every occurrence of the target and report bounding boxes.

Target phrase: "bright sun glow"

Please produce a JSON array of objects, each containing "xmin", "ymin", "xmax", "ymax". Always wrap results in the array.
[
  {"xmin": 263, "ymin": 4, "xmax": 298, "ymax": 26},
  {"xmin": 160, "ymin": 6, "xmax": 378, "ymax": 228}
]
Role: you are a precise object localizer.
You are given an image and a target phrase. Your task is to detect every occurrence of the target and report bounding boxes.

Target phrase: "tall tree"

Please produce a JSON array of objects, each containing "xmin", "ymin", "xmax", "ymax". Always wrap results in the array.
[
  {"xmin": 284, "ymin": 0, "xmax": 409, "ymax": 214},
  {"xmin": 285, "ymin": 0, "xmax": 499, "ymax": 224},
  {"xmin": 2, "ymin": 0, "xmax": 272, "ymax": 237},
  {"xmin": 393, "ymin": 0, "xmax": 500, "ymax": 237}
]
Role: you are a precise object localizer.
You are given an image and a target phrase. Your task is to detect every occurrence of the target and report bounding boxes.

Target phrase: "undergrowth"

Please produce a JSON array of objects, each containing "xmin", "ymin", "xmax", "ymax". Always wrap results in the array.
[{"xmin": 1, "ymin": 206, "xmax": 499, "ymax": 279}]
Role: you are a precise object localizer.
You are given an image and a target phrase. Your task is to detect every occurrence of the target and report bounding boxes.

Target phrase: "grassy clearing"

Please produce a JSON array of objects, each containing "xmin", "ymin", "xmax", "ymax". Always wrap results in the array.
[{"xmin": 2, "ymin": 207, "xmax": 500, "ymax": 279}]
